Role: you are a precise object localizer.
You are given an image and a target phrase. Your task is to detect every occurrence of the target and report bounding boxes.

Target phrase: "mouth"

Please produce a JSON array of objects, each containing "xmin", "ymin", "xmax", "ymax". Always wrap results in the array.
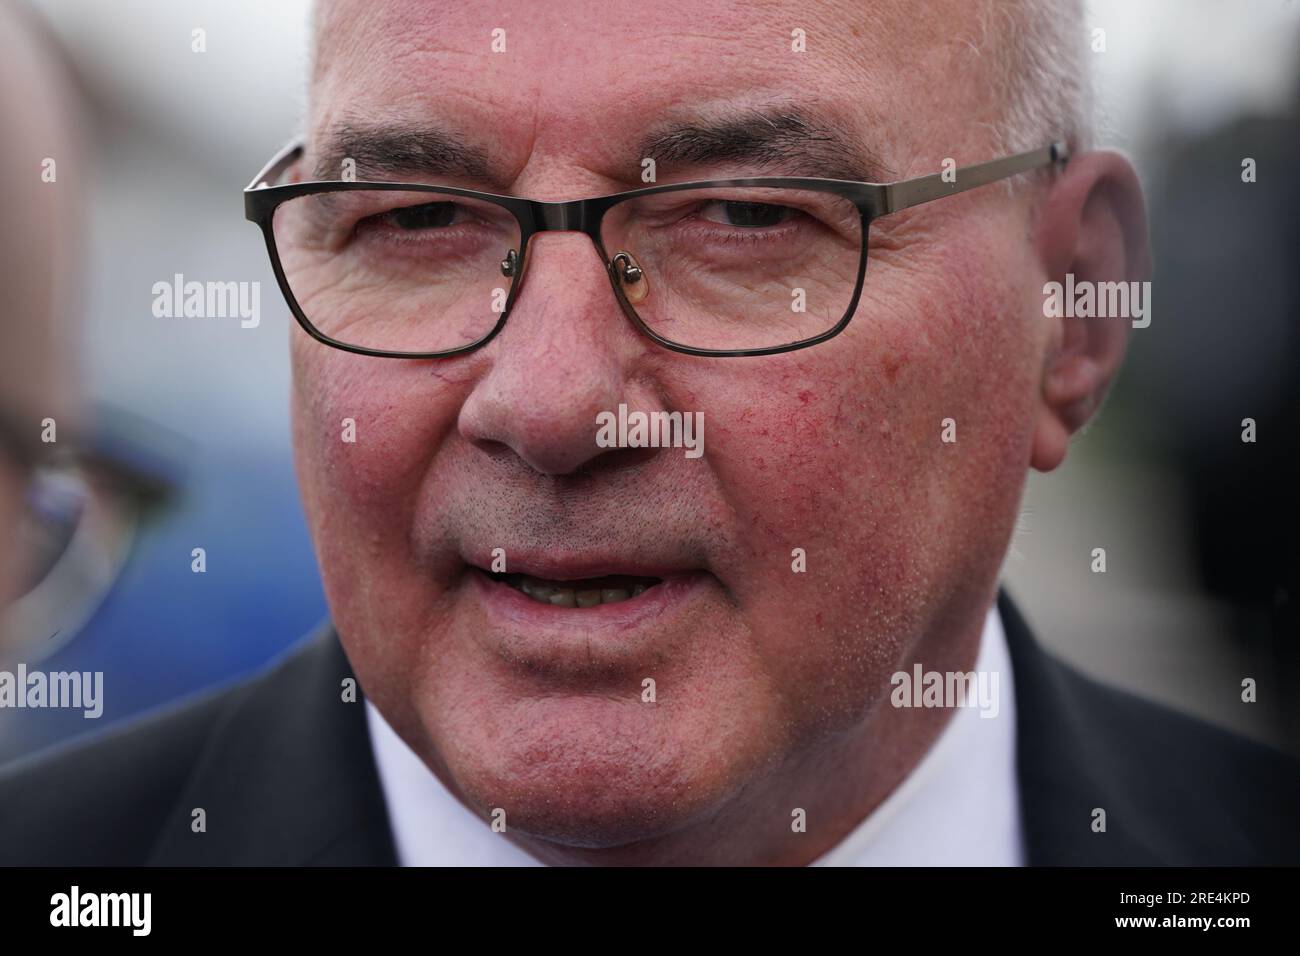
[
  {"xmin": 463, "ymin": 555, "xmax": 716, "ymax": 674},
  {"xmin": 483, "ymin": 570, "xmax": 662, "ymax": 608}
]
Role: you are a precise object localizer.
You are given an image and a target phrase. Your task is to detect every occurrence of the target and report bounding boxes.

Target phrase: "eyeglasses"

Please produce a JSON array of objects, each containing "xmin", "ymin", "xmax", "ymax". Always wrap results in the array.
[{"xmin": 244, "ymin": 141, "xmax": 1067, "ymax": 358}]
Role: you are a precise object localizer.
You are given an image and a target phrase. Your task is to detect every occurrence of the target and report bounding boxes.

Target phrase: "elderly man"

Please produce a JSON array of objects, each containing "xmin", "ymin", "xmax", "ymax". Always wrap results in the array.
[{"xmin": 1, "ymin": 0, "xmax": 1296, "ymax": 867}]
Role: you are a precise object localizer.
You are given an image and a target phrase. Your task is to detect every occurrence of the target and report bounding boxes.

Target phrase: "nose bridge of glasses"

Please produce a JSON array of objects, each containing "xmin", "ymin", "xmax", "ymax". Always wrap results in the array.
[
  {"xmin": 515, "ymin": 198, "xmax": 619, "ymax": 289},
  {"xmin": 533, "ymin": 198, "xmax": 593, "ymax": 234}
]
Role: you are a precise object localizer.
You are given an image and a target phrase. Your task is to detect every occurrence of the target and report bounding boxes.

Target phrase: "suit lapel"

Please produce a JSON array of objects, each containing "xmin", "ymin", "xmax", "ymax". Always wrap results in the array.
[
  {"xmin": 998, "ymin": 589, "xmax": 1166, "ymax": 864},
  {"xmin": 147, "ymin": 624, "xmax": 397, "ymax": 865}
]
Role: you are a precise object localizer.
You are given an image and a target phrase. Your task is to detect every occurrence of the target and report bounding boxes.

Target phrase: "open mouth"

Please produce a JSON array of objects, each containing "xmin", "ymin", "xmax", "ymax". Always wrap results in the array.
[{"xmin": 483, "ymin": 569, "xmax": 663, "ymax": 607}]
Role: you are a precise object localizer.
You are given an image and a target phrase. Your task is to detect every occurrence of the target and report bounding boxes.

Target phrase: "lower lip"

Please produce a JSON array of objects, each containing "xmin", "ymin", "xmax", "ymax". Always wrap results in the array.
[{"xmin": 466, "ymin": 568, "xmax": 713, "ymax": 665}]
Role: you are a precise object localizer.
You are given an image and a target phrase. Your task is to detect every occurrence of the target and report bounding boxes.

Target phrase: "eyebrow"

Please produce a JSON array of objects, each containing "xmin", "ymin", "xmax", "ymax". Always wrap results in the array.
[
  {"xmin": 634, "ymin": 105, "xmax": 892, "ymax": 183},
  {"xmin": 311, "ymin": 104, "xmax": 891, "ymax": 190},
  {"xmin": 313, "ymin": 122, "xmax": 504, "ymax": 187}
]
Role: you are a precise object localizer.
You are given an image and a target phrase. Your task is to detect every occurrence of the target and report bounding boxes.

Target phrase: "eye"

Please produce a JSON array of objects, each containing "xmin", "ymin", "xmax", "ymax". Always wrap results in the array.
[
  {"xmin": 384, "ymin": 201, "xmax": 461, "ymax": 231},
  {"xmin": 697, "ymin": 200, "xmax": 796, "ymax": 229}
]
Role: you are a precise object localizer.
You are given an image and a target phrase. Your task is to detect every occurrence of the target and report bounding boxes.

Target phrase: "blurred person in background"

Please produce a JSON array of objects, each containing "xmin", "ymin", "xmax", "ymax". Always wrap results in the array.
[
  {"xmin": 0, "ymin": 0, "xmax": 84, "ymax": 641},
  {"xmin": 0, "ymin": 1, "xmax": 182, "ymax": 693}
]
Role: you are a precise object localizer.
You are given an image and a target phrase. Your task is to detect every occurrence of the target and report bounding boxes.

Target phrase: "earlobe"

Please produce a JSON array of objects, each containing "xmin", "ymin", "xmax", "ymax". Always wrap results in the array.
[
  {"xmin": 1030, "ymin": 402, "xmax": 1070, "ymax": 472},
  {"xmin": 1030, "ymin": 150, "xmax": 1151, "ymax": 473}
]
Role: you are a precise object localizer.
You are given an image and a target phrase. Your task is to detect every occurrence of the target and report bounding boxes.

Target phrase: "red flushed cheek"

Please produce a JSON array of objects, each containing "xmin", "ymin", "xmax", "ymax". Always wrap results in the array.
[
  {"xmin": 697, "ymin": 364, "xmax": 874, "ymax": 565},
  {"xmin": 880, "ymin": 351, "xmax": 905, "ymax": 385},
  {"xmin": 700, "ymin": 239, "xmax": 1033, "ymax": 611}
]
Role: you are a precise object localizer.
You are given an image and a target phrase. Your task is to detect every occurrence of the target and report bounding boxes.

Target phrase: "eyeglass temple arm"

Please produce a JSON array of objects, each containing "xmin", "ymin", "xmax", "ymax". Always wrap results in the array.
[
  {"xmin": 881, "ymin": 142, "xmax": 1068, "ymax": 215},
  {"xmin": 244, "ymin": 139, "xmax": 305, "ymax": 192}
]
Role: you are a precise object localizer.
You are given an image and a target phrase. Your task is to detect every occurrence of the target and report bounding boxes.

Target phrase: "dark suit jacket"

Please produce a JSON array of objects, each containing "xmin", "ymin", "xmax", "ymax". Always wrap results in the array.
[{"xmin": 1, "ymin": 591, "xmax": 1296, "ymax": 865}]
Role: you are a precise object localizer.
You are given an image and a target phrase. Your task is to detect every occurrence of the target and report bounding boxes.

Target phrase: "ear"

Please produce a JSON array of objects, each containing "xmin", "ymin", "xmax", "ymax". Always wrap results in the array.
[{"xmin": 1030, "ymin": 150, "xmax": 1151, "ymax": 472}]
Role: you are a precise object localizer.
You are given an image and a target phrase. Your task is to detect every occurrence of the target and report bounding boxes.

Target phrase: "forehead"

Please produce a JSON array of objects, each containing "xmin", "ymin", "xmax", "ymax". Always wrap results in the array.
[{"xmin": 310, "ymin": 0, "xmax": 982, "ymax": 189}]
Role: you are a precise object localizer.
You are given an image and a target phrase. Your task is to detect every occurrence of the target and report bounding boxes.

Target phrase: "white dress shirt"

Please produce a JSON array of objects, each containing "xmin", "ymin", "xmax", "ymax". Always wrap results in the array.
[{"xmin": 365, "ymin": 602, "xmax": 1023, "ymax": 866}]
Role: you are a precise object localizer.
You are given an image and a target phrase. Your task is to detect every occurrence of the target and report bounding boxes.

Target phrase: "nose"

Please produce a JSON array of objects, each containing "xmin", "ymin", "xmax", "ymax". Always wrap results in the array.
[{"xmin": 457, "ymin": 232, "xmax": 650, "ymax": 476}]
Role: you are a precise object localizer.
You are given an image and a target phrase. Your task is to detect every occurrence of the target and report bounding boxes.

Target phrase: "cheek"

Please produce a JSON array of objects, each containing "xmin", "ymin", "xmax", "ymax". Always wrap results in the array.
[
  {"xmin": 293, "ymin": 346, "xmax": 448, "ymax": 525},
  {"xmin": 689, "ymin": 241, "xmax": 1039, "ymax": 722},
  {"xmin": 290, "ymin": 342, "xmax": 463, "ymax": 633}
]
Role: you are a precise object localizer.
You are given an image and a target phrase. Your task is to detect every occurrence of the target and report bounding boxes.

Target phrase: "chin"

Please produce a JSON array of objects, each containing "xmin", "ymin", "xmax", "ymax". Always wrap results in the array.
[{"xmin": 426, "ymin": 692, "xmax": 768, "ymax": 850}]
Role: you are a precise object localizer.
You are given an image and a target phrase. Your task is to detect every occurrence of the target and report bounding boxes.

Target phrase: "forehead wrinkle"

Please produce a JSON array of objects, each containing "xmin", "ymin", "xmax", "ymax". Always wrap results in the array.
[{"xmin": 308, "ymin": 0, "xmax": 982, "ymax": 192}]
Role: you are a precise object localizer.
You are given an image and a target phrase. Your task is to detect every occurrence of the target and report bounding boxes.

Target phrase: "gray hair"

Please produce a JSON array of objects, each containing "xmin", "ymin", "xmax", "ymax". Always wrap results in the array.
[{"xmin": 978, "ymin": 0, "xmax": 1095, "ymax": 156}]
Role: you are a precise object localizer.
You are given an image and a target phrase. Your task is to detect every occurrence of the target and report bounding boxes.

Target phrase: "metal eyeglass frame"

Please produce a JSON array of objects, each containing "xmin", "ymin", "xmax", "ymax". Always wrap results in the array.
[{"xmin": 244, "ymin": 140, "xmax": 1068, "ymax": 359}]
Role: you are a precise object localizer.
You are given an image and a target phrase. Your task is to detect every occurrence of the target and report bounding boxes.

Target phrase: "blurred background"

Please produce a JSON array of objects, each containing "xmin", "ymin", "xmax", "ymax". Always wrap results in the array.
[{"xmin": 0, "ymin": 0, "xmax": 1296, "ymax": 762}]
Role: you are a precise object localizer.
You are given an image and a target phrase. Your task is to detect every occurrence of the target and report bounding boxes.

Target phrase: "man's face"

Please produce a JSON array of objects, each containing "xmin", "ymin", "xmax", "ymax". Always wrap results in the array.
[{"xmin": 295, "ymin": 0, "xmax": 1051, "ymax": 852}]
